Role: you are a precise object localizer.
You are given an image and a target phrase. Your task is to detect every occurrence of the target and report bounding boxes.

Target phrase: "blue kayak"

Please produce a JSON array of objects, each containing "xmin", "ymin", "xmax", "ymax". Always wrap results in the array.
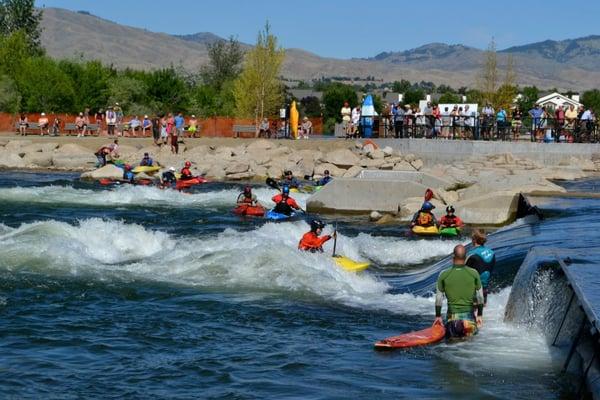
[{"xmin": 265, "ymin": 210, "xmax": 297, "ymax": 221}]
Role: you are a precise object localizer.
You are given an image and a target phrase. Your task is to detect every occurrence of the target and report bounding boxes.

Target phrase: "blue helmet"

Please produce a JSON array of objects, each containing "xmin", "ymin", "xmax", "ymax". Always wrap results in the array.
[
  {"xmin": 282, "ymin": 184, "xmax": 290, "ymax": 195},
  {"xmin": 422, "ymin": 201, "xmax": 434, "ymax": 211}
]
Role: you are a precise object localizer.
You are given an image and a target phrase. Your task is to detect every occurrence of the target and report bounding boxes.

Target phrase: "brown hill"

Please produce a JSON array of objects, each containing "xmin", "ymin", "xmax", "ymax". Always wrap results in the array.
[{"xmin": 40, "ymin": 8, "xmax": 600, "ymax": 91}]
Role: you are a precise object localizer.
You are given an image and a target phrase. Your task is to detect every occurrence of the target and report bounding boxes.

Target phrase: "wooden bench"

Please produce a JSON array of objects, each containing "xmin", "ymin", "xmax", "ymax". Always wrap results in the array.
[
  {"xmin": 14, "ymin": 121, "xmax": 41, "ymax": 135},
  {"xmin": 64, "ymin": 123, "xmax": 78, "ymax": 135},
  {"xmin": 232, "ymin": 124, "xmax": 256, "ymax": 138}
]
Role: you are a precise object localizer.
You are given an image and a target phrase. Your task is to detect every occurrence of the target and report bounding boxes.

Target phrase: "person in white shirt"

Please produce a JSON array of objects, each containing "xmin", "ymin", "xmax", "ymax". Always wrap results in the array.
[
  {"xmin": 351, "ymin": 105, "xmax": 361, "ymax": 138},
  {"xmin": 341, "ymin": 102, "xmax": 352, "ymax": 138}
]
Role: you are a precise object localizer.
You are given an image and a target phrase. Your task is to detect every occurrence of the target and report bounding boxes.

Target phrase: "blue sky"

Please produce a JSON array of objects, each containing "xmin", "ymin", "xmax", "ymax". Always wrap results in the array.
[{"xmin": 36, "ymin": 0, "xmax": 600, "ymax": 59}]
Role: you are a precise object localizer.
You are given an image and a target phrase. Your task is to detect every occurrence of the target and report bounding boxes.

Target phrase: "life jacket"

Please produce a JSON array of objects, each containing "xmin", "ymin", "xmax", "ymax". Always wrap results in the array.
[
  {"xmin": 180, "ymin": 167, "xmax": 192, "ymax": 179},
  {"xmin": 240, "ymin": 194, "xmax": 253, "ymax": 204},
  {"xmin": 298, "ymin": 231, "xmax": 331, "ymax": 252},
  {"xmin": 417, "ymin": 211, "xmax": 434, "ymax": 226}
]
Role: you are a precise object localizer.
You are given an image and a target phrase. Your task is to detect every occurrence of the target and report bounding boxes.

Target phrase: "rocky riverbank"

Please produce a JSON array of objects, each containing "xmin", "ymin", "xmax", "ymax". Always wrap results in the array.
[{"xmin": 1, "ymin": 136, "xmax": 598, "ymax": 225}]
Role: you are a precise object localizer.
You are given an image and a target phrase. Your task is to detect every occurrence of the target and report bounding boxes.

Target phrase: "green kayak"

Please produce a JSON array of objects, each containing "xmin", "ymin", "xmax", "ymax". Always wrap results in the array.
[{"xmin": 439, "ymin": 227, "xmax": 461, "ymax": 237}]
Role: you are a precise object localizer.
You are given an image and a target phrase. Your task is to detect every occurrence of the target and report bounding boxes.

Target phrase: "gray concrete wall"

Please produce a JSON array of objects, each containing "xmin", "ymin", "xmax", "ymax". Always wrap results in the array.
[{"xmin": 373, "ymin": 139, "xmax": 600, "ymax": 166}]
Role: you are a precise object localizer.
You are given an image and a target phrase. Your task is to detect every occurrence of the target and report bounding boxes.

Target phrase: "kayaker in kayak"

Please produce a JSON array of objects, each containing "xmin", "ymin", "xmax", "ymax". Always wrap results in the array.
[
  {"xmin": 140, "ymin": 152, "xmax": 153, "ymax": 166},
  {"xmin": 434, "ymin": 244, "xmax": 484, "ymax": 338},
  {"xmin": 237, "ymin": 186, "xmax": 258, "ymax": 206},
  {"xmin": 123, "ymin": 164, "xmax": 135, "ymax": 183},
  {"xmin": 180, "ymin": 161, "xmax": 193, "ymax": 180},
  {"xmin": 410, "ymin": 201, "xmax": 438, "ymax": 228},
  {"xmin": 161, "ymin": 166, "xmax": 177, "ymax": 187},
  {"xmin": 280, "ymin": 170, "xmax": 301, "ymax": 189},
  {"xmin": 315, "ymin": 169, "xmax": 333, "ymax": 186},
  {"xmin": 466, "ymin": 230, "xmax": 496, "ymax": 305},
  {"xmin": 298, "ymin": 219, "xmax": 335, "ymax": 252},
  {"xmin": 439, "ymin": 206, "xmax": 464, "ymax": 230},
  {"xmin": 271, "ymin": 185, "xmax": 301, "ymax": 216}
]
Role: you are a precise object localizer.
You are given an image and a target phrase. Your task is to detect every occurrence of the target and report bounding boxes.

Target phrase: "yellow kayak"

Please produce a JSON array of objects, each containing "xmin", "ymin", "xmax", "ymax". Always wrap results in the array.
[
  {"xmin": 411, "ymin": 225, "xmax": 439, "ymax": 236},
  {"xmin": 333, "ymin": 255, "xmax": 370, "ymax": 272},
  {"xmin": 133, "ymin": 165, "xmax": 160, "ymax": 174}
]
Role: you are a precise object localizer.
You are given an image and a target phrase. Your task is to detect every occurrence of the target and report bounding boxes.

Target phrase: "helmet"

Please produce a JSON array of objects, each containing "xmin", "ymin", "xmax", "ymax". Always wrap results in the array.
[
  {"xmin": 169, "ymin": 166, "xmax": 175, "ymax": 172},
  {"xmin": 446, "ymin": 205, "xmax": 455, "ymax": 213},
  {"xmin": 422, "ymin": 201, "xmax": 434, "ymax": 211},
  {"xmin": 185, "ymin": 161, "xmax": 191, "ymax": 167},
  {"xmin": 125, "ymin": 164, "xmax": 132, "ymax": 170},
  {"xmin": 324, "ymin": 169, "xmax": 330, "ymax": 175},
  {"xmin": 310, "ymin": 219, "xmax": 325, "ymax": 232},
  {"xmin": 284, "ymin": 170, "xmax": 292, "ymax": 176},
  {"xmin": 282, "ymin": 184, "xmax": 290, "ymax": 195},
  {"xmin": 243, "ymin": 186, "xmax": 252, "ymax": 195}
]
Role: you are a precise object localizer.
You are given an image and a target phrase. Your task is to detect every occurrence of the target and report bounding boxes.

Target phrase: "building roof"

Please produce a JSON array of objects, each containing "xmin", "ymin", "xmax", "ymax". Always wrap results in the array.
[{"xmin": 536, "ymin": 92, "xmax": 582, "ymax": 108}]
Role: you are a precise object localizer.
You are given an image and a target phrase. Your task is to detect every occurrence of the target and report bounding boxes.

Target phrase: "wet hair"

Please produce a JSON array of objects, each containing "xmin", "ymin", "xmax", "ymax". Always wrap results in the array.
[{"xmin": 472, "ymin": 229, "xmax": 487, "ymax": 245}]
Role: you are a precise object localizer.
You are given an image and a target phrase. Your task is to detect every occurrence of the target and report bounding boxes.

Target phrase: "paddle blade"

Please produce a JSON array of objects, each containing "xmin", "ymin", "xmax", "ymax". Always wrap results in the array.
[
  {"xmin": 424, "ymin": 188, "xmax": 434, "ymax": 202},
  {"xmin": 266, "ymin": 177, "xmax": 280, "ymax": 191}
]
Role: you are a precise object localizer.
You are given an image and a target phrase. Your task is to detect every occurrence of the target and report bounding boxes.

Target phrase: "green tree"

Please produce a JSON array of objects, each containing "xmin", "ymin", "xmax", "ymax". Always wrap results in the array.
[
  {"xmin": 58, "ymin": 59, "xmax": 112, "ymax": 112},
  {"xmin": 0, "ymin": 0, "xmax": 43, "ymax": 54},
  {"xmin": 403, "ymin": 88, "xmax": 424, "ymax": 108},
  {"xmin": 17, "ymin": 56, "xmax": 75, "ymax": 112},
  {"xmin": 190, "ymin": 80, "xmax": 236, "ymax": 117},
  {"xmin": 107, "ymin": 75, "xmax": 147, "ymax": 115},
  {"xmin": 200, "ymin": 36, "xmax": 244, "ymax": 90},
  {"xmin": 321, "ymin": 82, "xmax": 357, "ymax": 122},
  {"xmin": 438, "ymin": 92, "xmax": 461, "ymax": 104},
  {"xmin": 0, "ymin": 73, "xmax": 20, "ymax": 112},
  {"xmin": 299, "ymin": 96, "xmax": 322, "ymax": 117},
  {"xmin": 582, "ymin": 89, "xmax": 600, "ymax": 114},
  {"xmin": 0, "ymin": 31, "xmax": 30, "ymax": 78},
  {"xmin": 144, "ymin": 68, "xmax": 189, "ymax": 113},
  {"xmin": 517, "ymin": 86, "xmax": 539, "ymax": 112},
  {"xmin": 392, "ymin": 79, "xmax": 412, "ymax": 93},
  {"xmin": 233, "ymin": 22, "xmax": 285, "ymax": 121}
]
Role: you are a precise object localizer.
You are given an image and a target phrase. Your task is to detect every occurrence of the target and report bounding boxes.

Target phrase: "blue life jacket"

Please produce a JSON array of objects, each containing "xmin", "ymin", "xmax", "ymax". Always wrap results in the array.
[{"xmin": 466, "ymin": 246, "xmax": 496, "ymax": 288}]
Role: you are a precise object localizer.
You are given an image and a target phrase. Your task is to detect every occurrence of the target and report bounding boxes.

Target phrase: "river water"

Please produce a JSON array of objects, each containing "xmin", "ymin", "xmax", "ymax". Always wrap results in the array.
[{"xmin": 1, "ymin": 172, "xmax": 599, "ymax": 399}]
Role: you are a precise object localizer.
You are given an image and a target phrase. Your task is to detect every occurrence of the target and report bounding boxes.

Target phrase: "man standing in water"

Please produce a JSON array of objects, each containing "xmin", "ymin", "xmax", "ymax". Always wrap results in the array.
[
  {"xmin": 434, "ymin": 245, "xmax": 484, "ymax": 338},
  {"xmin": 466, "ymin": 230, "xmax": 496, "ymax": 305}
]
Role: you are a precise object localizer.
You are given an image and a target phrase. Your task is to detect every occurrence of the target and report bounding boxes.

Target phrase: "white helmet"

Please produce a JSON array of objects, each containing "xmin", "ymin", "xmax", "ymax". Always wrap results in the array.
[{"xmin": 169, "ymin": 166, "xmax": 175, "ymax": 172}]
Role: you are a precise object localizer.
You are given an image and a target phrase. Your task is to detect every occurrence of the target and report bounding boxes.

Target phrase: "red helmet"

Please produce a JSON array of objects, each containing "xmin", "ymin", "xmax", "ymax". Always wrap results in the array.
[
  {"xmin": 184, "ymin": 161, "xmax": 191, "ymax": 167},
  {"xmin": 125, "ymin": 164, "xmax": 132, "ymax": 170}
]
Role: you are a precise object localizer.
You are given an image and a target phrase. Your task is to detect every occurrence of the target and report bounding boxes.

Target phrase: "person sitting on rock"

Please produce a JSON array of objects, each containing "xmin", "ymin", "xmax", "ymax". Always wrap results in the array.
[
  {"xmin": 237, "ymin": 186, "xmax": 258, "ymax": 206},
  {"xmin": 439, "ymin": 206, "xmax": 464, "ymax": 230},
  {"xmin": 161, "ymin": 167, "xmax": 177, "ymax": 187},
  {"xmin": 271, "ymin": 185, "xmax": 301, "ymax": 216},
  {"xmin": 410, "ymin": 201, "xmax": 437, "ymax": 228},
  {"xmin": 180, "ymin": 161, "xmax": 194, "ymax": 180},
  {"xmin": 140, "ymin": 152, "xmax": 153, "ymax": 167},
  {"xmin": 315, "ymin": 170, "xmax": 333, "ymax": 186},
  {"xmin": 298, "ymin": 219, "xmax": 335, "ymax": 253},
  {"xmin": 280, "ymin": 170, "xmax": 301, "ymax": 189},
  {"xmin": 123, "ymin": 164, "xmax": 135, "ymax": 183}
]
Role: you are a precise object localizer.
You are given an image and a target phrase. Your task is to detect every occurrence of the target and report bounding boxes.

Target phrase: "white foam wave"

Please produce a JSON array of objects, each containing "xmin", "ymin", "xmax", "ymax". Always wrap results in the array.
[
  {"xmin": 0, "ymin": 218, "xmax": 449, "ymax": 314},
  {"xmin": 0, "ymin": 185, "xmax": 310, "ymax": 209}
]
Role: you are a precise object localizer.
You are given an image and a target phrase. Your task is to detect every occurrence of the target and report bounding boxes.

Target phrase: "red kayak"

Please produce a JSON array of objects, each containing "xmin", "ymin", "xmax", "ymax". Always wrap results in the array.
[
  {"xmin": 374, "ymin": 323, "xmax": 446, "ymax": 350},
  {"xmin": 175, "ymin": 177, "xmax": 208, "ymax": 190},
  {"xmin": 233, "ymin": 204, "xmax": 266, "ymax": 217},
  {"xmin": 99, "ymin": 178, "xmax": 153, "ymax": 186}
]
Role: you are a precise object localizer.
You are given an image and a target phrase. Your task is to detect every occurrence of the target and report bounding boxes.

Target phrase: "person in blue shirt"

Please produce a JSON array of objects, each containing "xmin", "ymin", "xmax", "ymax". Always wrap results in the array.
[
  {"xmin": 466, "ymin": 229, "xmax": 496, "ymax": 305},
  {"xmin": 280, "ymin": 170, "xmax": 301, "ymax": 189},
  {"xmin": 140, "ymin": 152, "xmax": 153, "ymax": 166},
  {"xmin": 528, "ymin": 104, "xmax": 544, "ymax": 142},
  {"xmin": 123, "ymin": 164, "xmax": 135, "ymax": 183},
  {"xmin": 315, "ymin": 169, "xmax": 333, "ymax": 186},
  {"xmin": 174, "ymin": 113, "xmax": 185, "ymax": 137}
]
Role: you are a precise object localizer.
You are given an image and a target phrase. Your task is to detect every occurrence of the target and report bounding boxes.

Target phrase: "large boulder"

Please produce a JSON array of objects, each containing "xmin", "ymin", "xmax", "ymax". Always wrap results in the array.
[
  {"xmin": 81, "ymin": 164, "xmax": 124, "ymax": 180},
  {"xmin": 247, "ymin": 139, "xmax": 273, "ymax": 151},
  {"xmin": 56, "ymin": 143, "xmax": 91, "ymax": 155},
  {"xmin": 22, "ymin": 152, "xmax": 53, "ymax": 168},
  {"xmin": 343, "ymin": 165, "xmax": 363, "ymax": 178},
  {"xmin": 368, "ymin": 149, "xmax": 385, "ymax": 159},
  {"xmin": 314, "ymin": 163, "xmax": 345, "ymax": 177},
  {"xmin": 393, "ymin": 161, "xmax": 416, "ymax": 171},
  {"xmin": 226, "ymin": 163, "xmax": 250, "ymax": 175},
  {"xmin": 52, "ymin": 154, "xmax": 97, "ymax": 170},
  {"xmin": 410, "ymin": 159, "xmax": 424, "ymax": 171},
  {"xmin": 227, "ymin": 171, "xmax": 256, "ymax": 180},
  {"xmin": 20, "ymin": 142, "xmax": 59, "ymax": 154},
  {"xmin": 205, "ymin": 164, "xmax": 227, "ymax": 180},
  {"xmin": 0, "ymin": 151, "xmax": 25, "ymax": 168},
  {"xmin": 453, "ymin": 192, "xmax": 520, "ymax": 225},
  {"xmin": 360, "ymin": 158, "xmax": 385, "ymax": 168},
  {"xmin": 245, "ymin": 150, "xmax": 271, "ymax": 166},
  {"xmin": 4, "ymin": 140, "xmax": 32, "ymax": 151},
  {"xmin": 325, "ymin": 149, "xmax": 360, "ymax": 168}
]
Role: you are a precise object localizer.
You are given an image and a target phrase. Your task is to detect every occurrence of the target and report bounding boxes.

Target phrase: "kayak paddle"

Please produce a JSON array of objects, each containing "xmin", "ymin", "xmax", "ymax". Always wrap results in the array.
[
  {"xmin": 332, "ymin": 221, "xmax": 338, "ymax": 257},
  {"xmin": 266, "ymin": 177, "xmax": 281, "ymax": 191}
]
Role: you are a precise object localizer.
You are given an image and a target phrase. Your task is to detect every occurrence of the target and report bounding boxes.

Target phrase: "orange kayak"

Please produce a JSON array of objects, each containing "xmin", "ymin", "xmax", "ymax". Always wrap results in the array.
[
  {"xmin": 233, "ymin": 204, "xmax": 265, "ymax": 217},
  {"xmin": 175, "ymin": 177, "xmax": 208, "ymax": 190},
  {"xmin": 374, "ymin": 324, "xmax": 446, "ymax": 350}
]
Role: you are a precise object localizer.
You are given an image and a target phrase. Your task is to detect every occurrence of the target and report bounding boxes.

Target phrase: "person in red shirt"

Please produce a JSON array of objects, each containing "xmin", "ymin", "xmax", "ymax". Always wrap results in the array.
[
  {"xmin": 298, "ymin": 220, "xmax": 335, "ymax": 252},
  {"xmin": 180, "ymin": 161, "xmax": 193, "ymax": 180},
  {"xmin": 439, "ymin": 206, "xmax": 464, "ymax": 229},
  {"xmin": 271, "ymin": 185, "xmax": 301, "ymax": 216}
]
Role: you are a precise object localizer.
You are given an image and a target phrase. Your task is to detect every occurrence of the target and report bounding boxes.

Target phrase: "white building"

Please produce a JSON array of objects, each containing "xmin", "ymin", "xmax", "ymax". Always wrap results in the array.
[{"xmin": 536, "ymin": 92, "xmax": 582, "ymax": 109}]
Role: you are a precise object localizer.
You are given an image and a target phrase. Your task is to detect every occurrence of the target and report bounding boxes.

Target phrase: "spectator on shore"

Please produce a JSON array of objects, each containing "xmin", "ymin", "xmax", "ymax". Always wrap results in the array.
[
  {"xmin": 51, "ymin": 116, "xmax": 61, "ymax": 136},
  {"xmin": 160, "ymin": 115, "xmax": 168, "ymax": 145},
  {"xmin": 259, "ymin": 118, "xmax": 270, "ymax": 138},
  {"xmin": 581, "ymin": 107, "xmax": 594, "ymax": 140},
  {"xmin": 496, "ymin": 107, "xmax": 508, "ymax": 139},
  {"xmin": 463, "ymin": 105, "xmax": 474, "ymax": 139},
  {"xmin": 126, "ymin": 115, "xmax": 141, "ymax": 137},
  {"xmin": 351, "ymin": 104, "xmax": 361, "ymax": 138},
  {"xmin": 454, "ymin": 106, "xmax": 464, "ymax": 139},
  {"xmin": 152, "ymin": 115, "xmax": 161, "ymax": 145},
  {"xmin": 341, "ymin": 101, "xmax": 352, "ymax": 138},
  {"xmin": 18, "ymin": 114, "xmax": 28, "ymax": 136},
  {"xmin": 432, "ymin": 105, "xmax": 441, "ymax": 138},
  {"xmin": 95, "ymin": 109, "xmax": 104, "ymax": 133},
  {"xmin": 76, "ymin": 112, "xmax": 87, "ymax": 137},
  {"xmin": 565, "ymin": 104, "xmax": 578, "ymax": 131},
  {"xmin": 142, "ymin": 115, "xmax": 152, "ymax": 137},
  {"xmin": 109, "ymin": 139, "xmax": 119, "ymax": 158},
  {"xmin": 168, "ymin": 113, "xmax": 178, "ymax": 154},
  {"xmin": 175, "ymin": 112, "xmax": 185, "ymax": 139},
  {"xmin": 415, "ymin": 107, "xmax": 426, "ymax": 137},
  {"xmin": 301, "ymin": 117, "xmax": 312, "ymax": 139},
  {"xmin": 511, "ymin": 106, "xmax": 523, "ymax": 140},
  {"xmin": 403, "ymin": 104, "xmax": 413, "ymax": 138},
  {"xmin": 441, "ymin": 107, "xmax": 452, "ymax": 139},
  {"xmin": 106, "ymin": 107, "xmax": 117, "ymax": 136},
  {"xmin": 38, "ymin": 113, "xmax": 49, "ymax": 136},
  {"xmin": 393, "ymin": 103, "xmax": 405, "ymax": 138},
  {"xmin": 187, "ymin": 115, "xmax": 198, "ymax": 137},
  {"xmin": 528, "ymin": 104, "xmax": 544, "ymax": 141}
]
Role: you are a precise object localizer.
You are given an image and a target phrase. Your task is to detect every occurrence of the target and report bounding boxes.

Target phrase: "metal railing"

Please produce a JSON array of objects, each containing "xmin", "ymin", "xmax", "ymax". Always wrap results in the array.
[{"xmin": 375, "ymin": 115, "xmax": 599, "ymax": 143}]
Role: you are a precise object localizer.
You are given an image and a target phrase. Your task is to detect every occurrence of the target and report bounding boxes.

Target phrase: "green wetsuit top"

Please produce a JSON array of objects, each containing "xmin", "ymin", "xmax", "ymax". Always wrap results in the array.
[{"xmin": 436, "ymin": 264, "xmax": 483, "ymax": 316}]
